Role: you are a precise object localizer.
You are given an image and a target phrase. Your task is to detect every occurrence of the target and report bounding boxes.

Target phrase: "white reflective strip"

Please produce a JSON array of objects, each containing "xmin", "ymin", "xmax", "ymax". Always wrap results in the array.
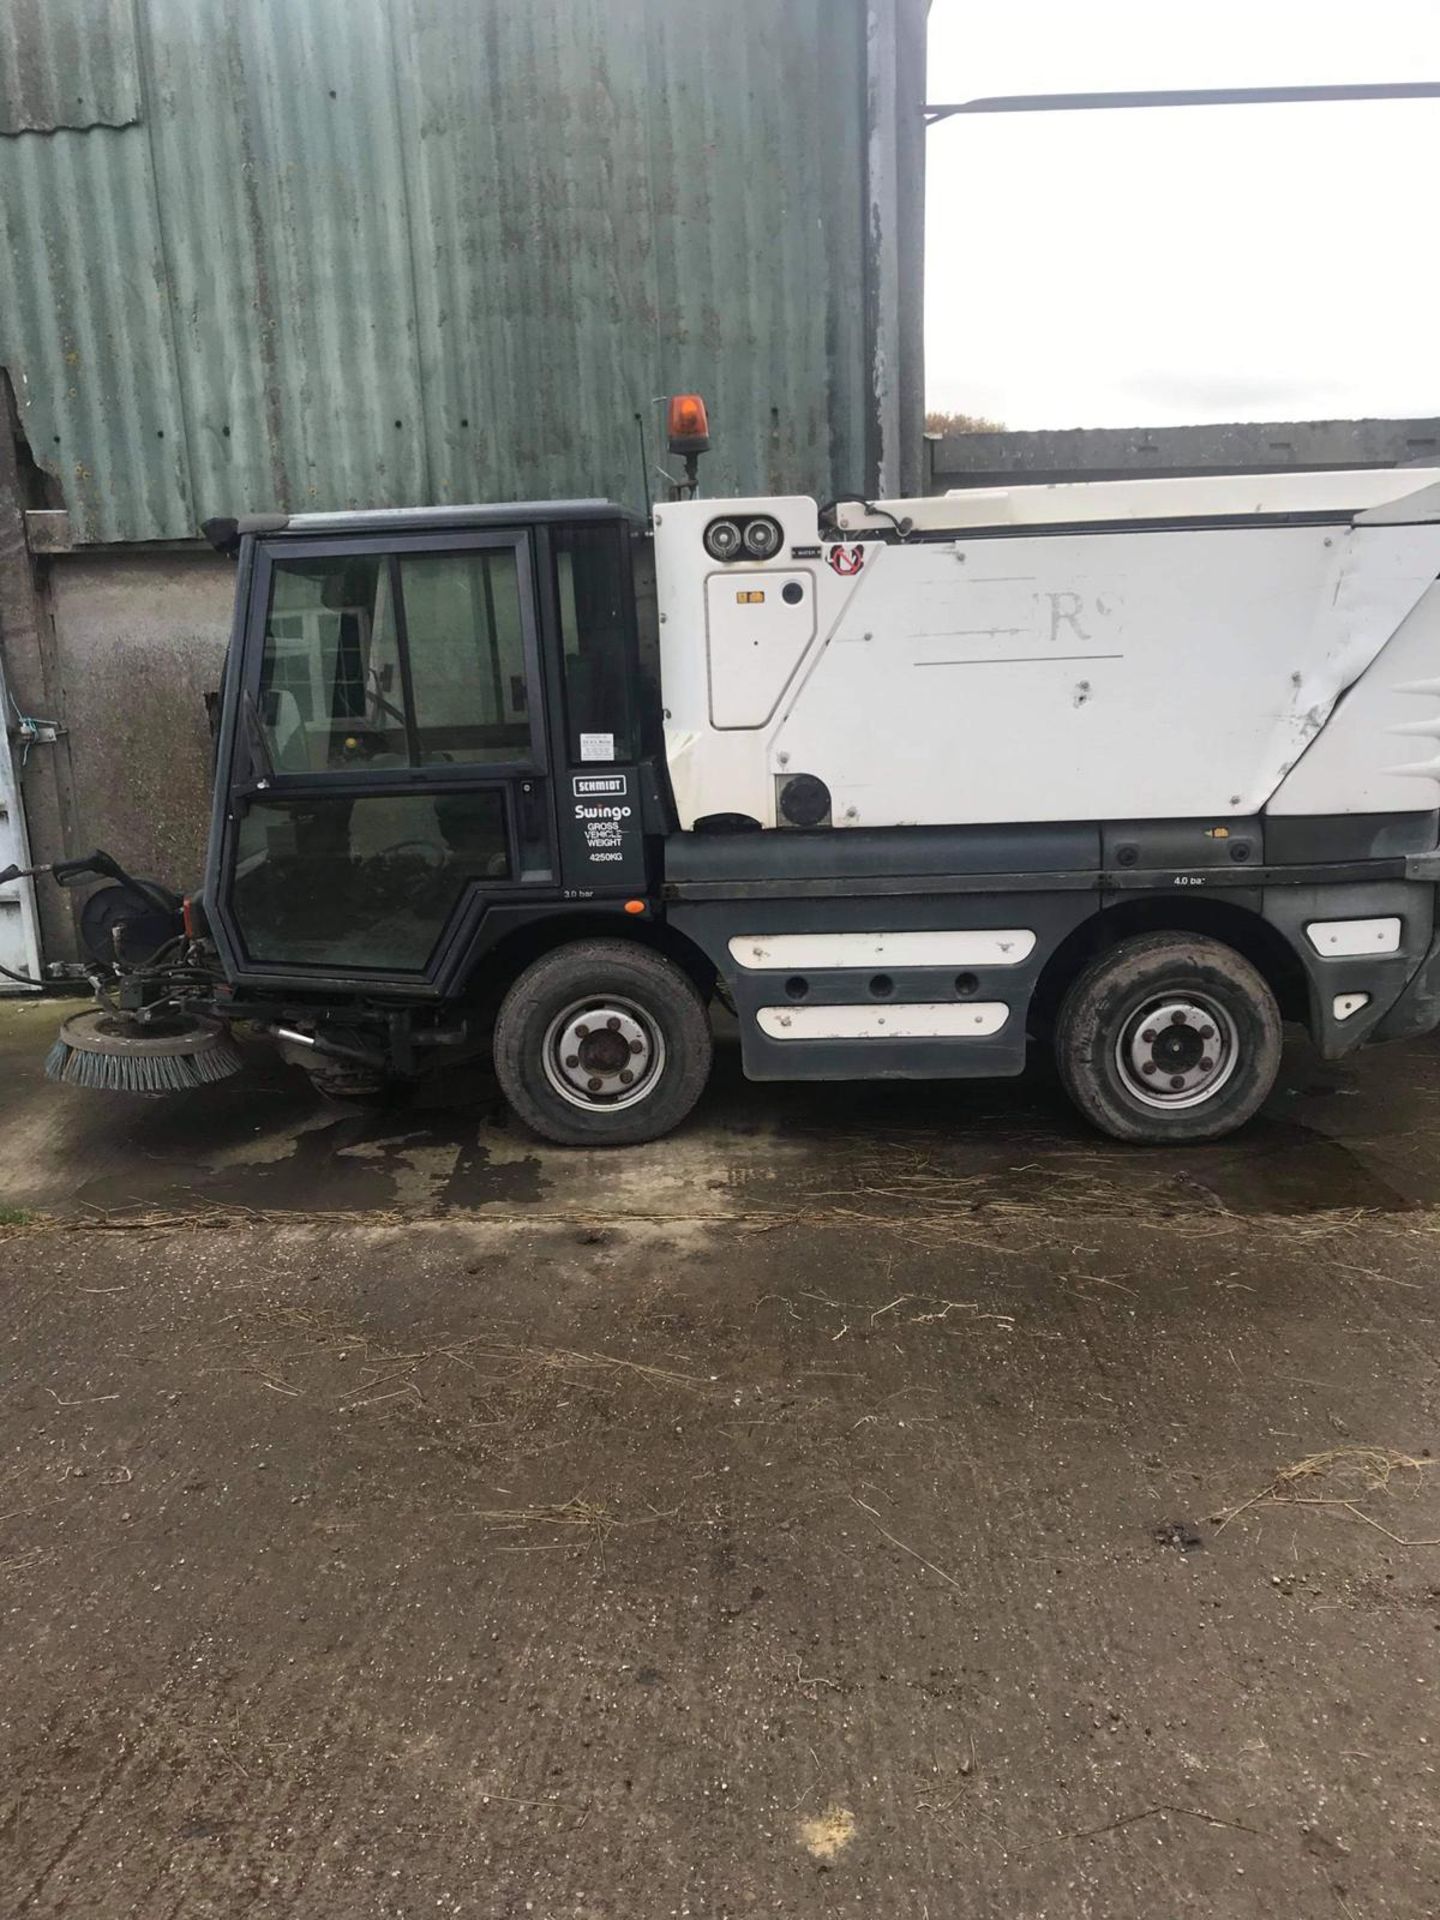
[
  {"xmin": 1305, "ymin": 917, "xmax": 1401, "ymax": 957},
  {"xmin": 729, "ymin": 930, "xmax": 1036, "ymax": 970},
  {"xmin": 757, "ymin": 1003, "xmax": 1009, "ymax": 1040},
  {"xmin": 1333, "ymin": 992, "xmax": 1371, "ymax": 1021}
]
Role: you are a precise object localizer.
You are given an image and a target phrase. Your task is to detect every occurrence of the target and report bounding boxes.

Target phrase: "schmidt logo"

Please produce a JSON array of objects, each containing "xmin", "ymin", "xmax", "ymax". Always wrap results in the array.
[{"xmin": 573, "ymin": 775, "xmax": 628, "ymax": 798}]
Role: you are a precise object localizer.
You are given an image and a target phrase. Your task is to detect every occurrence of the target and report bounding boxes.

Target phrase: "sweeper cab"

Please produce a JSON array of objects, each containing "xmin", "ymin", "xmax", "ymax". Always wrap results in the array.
[{"xmin": 22, "ymin": 395, "xmax": 1440, "ymax": 1146}]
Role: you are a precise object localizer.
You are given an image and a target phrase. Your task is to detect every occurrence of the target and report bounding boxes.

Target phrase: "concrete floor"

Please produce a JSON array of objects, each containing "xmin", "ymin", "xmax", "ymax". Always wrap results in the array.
[{"xmin": 3, "ymin": 998, "xmax": 1440, "ymax": 1916}]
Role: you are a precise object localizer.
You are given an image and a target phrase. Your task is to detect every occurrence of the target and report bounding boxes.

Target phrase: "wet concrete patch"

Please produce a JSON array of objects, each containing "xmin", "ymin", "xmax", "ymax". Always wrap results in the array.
[
  {"xmin": 5, "ymin": 1002, "xmax": 1440, "ymax": 1225},
  {"xmin": 70, "ymin": 1103, "xmax": 551, "ymax": 1219}
]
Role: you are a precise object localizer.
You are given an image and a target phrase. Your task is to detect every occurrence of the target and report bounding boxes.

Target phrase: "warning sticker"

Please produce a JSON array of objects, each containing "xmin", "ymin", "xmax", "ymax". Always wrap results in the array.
[{"xmin": 580, "ymin": 731, "xmax": 615, "ymax": 761}]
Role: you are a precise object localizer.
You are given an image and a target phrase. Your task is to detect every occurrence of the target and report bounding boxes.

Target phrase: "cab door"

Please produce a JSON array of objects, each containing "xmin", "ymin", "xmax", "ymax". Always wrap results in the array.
[{"xmin": 213, "ymin": 529, "xmax": 554, "ymax": 987}]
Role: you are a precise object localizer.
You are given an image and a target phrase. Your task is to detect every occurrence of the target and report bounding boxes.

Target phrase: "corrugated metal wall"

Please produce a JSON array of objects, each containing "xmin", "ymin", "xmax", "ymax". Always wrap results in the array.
[
  {"xmin": 0, "ymin": 0, "xmax": 924, "ymax": 546},
  {"xmin": 0, "ymin": 0, "xmax": 140, "ymax": 134}
]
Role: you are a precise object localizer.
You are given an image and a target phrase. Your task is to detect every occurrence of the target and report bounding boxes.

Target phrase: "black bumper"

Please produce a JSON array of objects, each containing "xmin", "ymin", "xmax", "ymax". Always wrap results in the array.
[{"xmin": 1373, "ymin": 926, "xmax": 1440, "ymax": 1043}]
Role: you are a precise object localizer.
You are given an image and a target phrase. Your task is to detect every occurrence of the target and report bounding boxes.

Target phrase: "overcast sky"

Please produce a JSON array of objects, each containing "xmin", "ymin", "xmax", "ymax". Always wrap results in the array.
[{"xmin": 924, "ymin": 0, "xmax": 1440, "ymax": 428}]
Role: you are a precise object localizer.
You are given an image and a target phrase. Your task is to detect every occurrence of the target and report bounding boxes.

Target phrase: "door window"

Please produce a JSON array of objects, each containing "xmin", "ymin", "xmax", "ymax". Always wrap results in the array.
[
  {"xmin": 401, "ymin": 550, "xmax": 530, "ymax": 765},
  {"xmin": 259, "ymin": 555, "xmax": 405, "ymax": 771},
  {"xmin": 232, "ymin": 790, "xmax": 510, "ymax": 970},
  {"xmin": 255, "ymin": 543, "xmax": 534, "ymax": 773}
]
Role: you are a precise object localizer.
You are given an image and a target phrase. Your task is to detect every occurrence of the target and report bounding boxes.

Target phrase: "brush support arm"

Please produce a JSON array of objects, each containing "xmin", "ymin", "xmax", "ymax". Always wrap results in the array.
[{"xmin": 50, "ymin": 851, "xmax": 181, "ymax": 921}]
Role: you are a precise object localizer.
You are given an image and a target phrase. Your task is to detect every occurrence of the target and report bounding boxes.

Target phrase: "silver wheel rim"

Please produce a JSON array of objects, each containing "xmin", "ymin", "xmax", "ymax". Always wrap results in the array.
[
  {"xmin": 1114, "ymin": 994, "xmax": 1239, "ymax": 1111},
  {"xmin": 541, "ymin": 995, "xmax": 666, "ymax": 1113}
]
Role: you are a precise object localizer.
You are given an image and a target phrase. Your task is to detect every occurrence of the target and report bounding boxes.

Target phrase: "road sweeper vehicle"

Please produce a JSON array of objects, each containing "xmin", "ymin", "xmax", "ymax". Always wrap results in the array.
[{"xmin": 23, "ymin": 411, "xmax": 1440, "ymax": 1146}]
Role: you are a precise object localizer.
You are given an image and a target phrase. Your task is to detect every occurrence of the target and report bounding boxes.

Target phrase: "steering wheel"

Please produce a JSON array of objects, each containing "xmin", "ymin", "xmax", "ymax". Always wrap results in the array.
[{"xmin": 374, "ymin": 839, "xmax": 448, "ymax": 872}]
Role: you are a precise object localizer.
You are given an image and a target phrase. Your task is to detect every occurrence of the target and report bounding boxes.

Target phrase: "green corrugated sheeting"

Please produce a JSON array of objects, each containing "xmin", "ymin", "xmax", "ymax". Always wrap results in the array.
[
  {"xmin": 0, "ymin": 0, "xmax": 920, "ymax": 546},
  {"xmin": 0, "ymin": 0, "xmax": 141, "ymax": 134}
]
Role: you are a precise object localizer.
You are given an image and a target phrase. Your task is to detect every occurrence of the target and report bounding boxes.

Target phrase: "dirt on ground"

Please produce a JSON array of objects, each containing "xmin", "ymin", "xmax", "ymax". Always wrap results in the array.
[{"xmin": 3, "ymin": 998, "xmax": 1440, "ymax": 1916}]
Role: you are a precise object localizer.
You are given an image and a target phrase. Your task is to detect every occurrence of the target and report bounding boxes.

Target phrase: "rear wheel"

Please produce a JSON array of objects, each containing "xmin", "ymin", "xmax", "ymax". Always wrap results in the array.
[
  {"xmin": 493, "ymin": 941, "xmax": 712, "ymax": 1146},
  {"xmin": 1055, "ymin": 932, "xmax": 1281, "ymax": 1143}
]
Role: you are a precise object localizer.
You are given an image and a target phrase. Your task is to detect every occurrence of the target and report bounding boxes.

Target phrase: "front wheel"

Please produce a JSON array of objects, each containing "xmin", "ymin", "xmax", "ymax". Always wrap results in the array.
[
  {"xmin": 1055, "ymin": 932, "xmax": 1282, "ymax": 1144},
  {"xmin": 492, "ymin": 940, "xmax": 713, "ymax": 1146}
]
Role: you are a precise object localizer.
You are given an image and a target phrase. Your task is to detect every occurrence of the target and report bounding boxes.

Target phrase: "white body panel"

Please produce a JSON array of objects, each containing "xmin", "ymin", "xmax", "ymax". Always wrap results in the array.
[
  {"xmin": 655, "ymin": 477, "xmax": 1440, "ymax": 830},
  {"xmin": 1305, "ymin": 917, "xmax": 1402, "ymax": 956},
  {"xmin": 757, "ymin": 1002, "xmax": 1010, "ymax": 1040},
  {"xmin": 1268, "ymin": 583, "xmax": 1440, "ymax": 814},
  {"xmin": 729, "ymin": 929, "xmax": 1036, "ymax": 969},
  {"xmin": 0, "ymin": 652, "xmax": 42, "ymax": 992},
  {"xmin": 832, "ymin": 467, "xmax": 1440, "ymax": 535}
]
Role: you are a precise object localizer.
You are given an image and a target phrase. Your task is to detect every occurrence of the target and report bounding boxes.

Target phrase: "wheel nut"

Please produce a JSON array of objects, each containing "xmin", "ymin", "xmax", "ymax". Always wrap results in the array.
[
  {"xmin": 619, "ymin": 1069, "xmax": 633, "ymax": 1085},
  {"xmin": 565, "ymin": 1054, "xmax": 579, "ymax": 1069},
  {"xmin": 607, "ymin": 1016, "xmax": 620, "ymax": 1031},
  {"xmin": 1142, "ymin": 1061, "xmax": 1157, "ymax": 1075},
  {"xmin": 1170, "ymin": 1075, "xmax": 1185, "ymax": 1090},
  {"xmin": 1200, "ymin": 1056, "xmax": 1214, "ymax": 1071},
  {"xmin": 576, "ymin": 1024, "xmax": 589, "ymax": 1039},
  {"xmin": 1199, "ymin": 1025, "xmax": 1214, "ymax": 1041},
  {"xmin": 1141, "ymin": 1028, "xmax": 1156, "ymax": 1043},
  {"xmin": 629, "ymin": 1038, "xmax": 644, "ymax": 1054},
  {"xmin": 587, "ymin": 1076, "xmax": 602, "ymax": 1092}
]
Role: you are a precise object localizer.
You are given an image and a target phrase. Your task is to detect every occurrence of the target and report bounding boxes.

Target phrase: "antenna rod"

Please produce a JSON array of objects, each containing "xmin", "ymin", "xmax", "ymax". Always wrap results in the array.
[
  {"xmin": 635, "ymin": 410, "xmax": 653, "ymax": 526},
  {"xmin": 924, "ymin": 81, "xmax": 1440, "ymax": 124}
]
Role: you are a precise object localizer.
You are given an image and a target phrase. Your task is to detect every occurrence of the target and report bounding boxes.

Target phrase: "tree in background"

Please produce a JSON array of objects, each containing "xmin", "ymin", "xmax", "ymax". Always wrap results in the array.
[{"xmin": 924, "ymin": 410, "xmax": 1004, "ymax": 435}]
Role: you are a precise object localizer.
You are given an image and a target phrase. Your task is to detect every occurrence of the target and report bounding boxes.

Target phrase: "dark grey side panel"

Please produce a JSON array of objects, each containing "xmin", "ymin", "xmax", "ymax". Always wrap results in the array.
[
  {"xmin": 1101, "ymin": 817, "xmax": 1263, "ymax": 871},
  {"xmin": 1374, "ymin": 927, "xmax": 1440, "ymax": 1043},
  {"xmin": 668, "ymin": 812, "xmax": 1440, "ymax": 886},
  {"xmin": 1265, "ymin": 811, "xmax": 1440, "ymax": 863},
  {"xmin": 1261, "ymin": 879, "xmax": 1435, "ymax": 1057},
  {"xmin": 666, "ymin": 821, "xmax": 1100, "ymax": 884},
  {"xmin": 671, "ymin": 891, "xmax": 1091, "ymax": 1081},
  {"xmin": 664, "ymin": 816, "xmax": 1440, "ymax": 1082}
]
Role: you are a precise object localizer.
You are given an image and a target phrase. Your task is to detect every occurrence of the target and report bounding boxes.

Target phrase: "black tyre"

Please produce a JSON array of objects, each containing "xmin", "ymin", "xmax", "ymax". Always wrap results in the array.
[
  {"xmin": 493, "ymin": 940, "xmax": 713, "ymax": 1146},
  {"xmin": 1055, "ymin": 932, "xmax": 1281, "ymax": 1144}
]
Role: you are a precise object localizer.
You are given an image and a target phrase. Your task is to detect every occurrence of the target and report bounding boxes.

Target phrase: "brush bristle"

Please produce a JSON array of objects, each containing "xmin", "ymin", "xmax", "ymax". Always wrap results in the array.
[{"xmin": 45, "ymin": 1035, "xmax": 244, "ymax": 1095}]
